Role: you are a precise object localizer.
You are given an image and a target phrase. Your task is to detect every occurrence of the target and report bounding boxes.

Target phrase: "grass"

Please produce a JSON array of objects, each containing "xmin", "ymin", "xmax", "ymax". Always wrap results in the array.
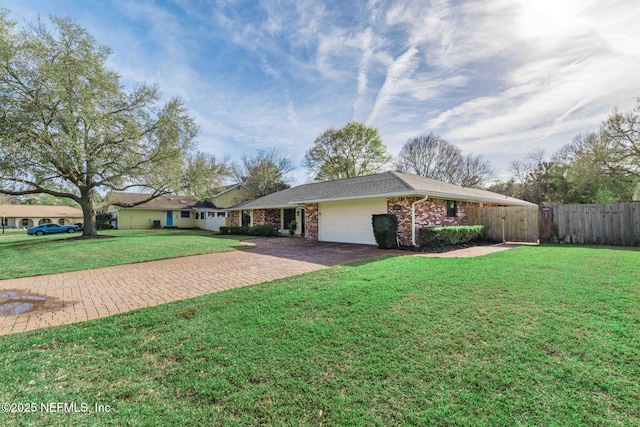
[
  {"xmin": 0, "ymin": 229, "xmax": 251, "ymax": 280},
  {"xmin": 0, "ymin": 245, "xmax": 638, "ymax": 426}
]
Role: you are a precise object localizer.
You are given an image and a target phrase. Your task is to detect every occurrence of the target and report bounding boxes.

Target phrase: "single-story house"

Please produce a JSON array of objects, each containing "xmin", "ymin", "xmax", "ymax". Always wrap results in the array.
[
  {"xmin": 107, "ymin": 185, "xmax": 251, "ymax": 231},
  {"xmin": 229, "ymin": 171, "xmax": 536, "ymax": 246},
  {"xmin": 0, "ymin": 205, "xmax": 83, "ymax": 228}
]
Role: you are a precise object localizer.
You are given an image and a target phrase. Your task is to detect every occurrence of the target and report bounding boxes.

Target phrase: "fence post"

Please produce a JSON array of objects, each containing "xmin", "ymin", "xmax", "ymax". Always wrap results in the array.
[{"xmin": 501, "ymin": 206, "xmax": 506, "ymax": 243}]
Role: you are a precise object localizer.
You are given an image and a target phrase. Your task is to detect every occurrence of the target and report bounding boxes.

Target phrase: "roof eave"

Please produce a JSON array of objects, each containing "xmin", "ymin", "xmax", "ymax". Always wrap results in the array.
[
  {"xmin": 229, "ymin": 204, "xmax": 295, "ymax": 210},
  {"xmin": 288, "ymin": 190, "xmax": 423, "ymax": 205},
  {"xmin": 229, "ymin": 191, "xmax": 534, "ymax": 208},
  {"xmin": 422, "ymin": 191, "xmax": 537, "ymax": 206}
]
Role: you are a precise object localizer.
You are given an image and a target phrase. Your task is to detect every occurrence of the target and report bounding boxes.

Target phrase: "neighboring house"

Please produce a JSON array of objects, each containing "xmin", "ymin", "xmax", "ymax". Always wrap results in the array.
[
  {"xmin": 0, "ymin": 205, "xmax": 83, "ymax": 228},
  {"xmin": 107, "ymin": 185, "xmax": 250, "ymax": 231},
  {"xmin": 210, "ymin": 184, "xmax": 253, "ymax": 208},
  {"xmin": 229, "ymin": 171, "xmax": 536, "ymax": 246}
]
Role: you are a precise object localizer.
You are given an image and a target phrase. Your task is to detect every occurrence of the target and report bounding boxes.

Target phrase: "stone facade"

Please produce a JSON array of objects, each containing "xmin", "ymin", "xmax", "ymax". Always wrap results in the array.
[
  {"xmin": 229, "ymin": 210, "xmax": 240, "ymax": 227},
  {"xmin": 388, "ymin": 196, "xmax": 478, "ymax": 246},
  {"xmin": 304, "ymin": 203, "xmax": 319, "ymax": 241},
  {"xmin": 253, "ymin": 209, "xmax": 281, "ymax": 232}
]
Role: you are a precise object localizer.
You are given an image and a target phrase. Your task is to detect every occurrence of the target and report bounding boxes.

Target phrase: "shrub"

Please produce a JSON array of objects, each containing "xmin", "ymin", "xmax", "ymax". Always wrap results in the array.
[
  {"xmin": 288, "ymin": 220, "xmax": 297, "ymax": 236},
  {"xmin": 419, "ymin": 225, "xmax": 488, "ymax": 248},
  {"xmin": 372, "ymin": 214, "xmax": 398, "ymax": 249},
  {"xmin": 229, "ymin": 226, "xmax": 246, "ymax": 235},
  {"xmin": 96, "ymin": 212, "xmax": 113, "ymax": 230},
  {"xmin": 249, "ymin": 224, "xmax": 274, "ymax": 237},
  {"xmin": 218, "ymin": 226, "xmax": 230, "ymax": 234}
]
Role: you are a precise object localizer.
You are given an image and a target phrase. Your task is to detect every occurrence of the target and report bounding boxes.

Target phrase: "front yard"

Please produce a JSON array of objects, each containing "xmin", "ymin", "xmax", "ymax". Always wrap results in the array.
[
  {"xmin": 0, "ymin": 229, "xmax": 250, "ymax": 280},
  {"xmin": 0, "ymin": 245, "xmax": 638, "ymax": 426}
]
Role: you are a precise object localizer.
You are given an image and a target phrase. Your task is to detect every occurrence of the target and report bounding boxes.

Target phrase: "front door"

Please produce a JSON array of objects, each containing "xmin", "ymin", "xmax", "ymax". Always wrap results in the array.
[
  {"xmin": 241, "ymin": 210, "xmax": 251, "ymax": 227},
  {"xmin": 283, "ymin": 208, "xmax": 296, "ymax": 233},
  {"xmin": 166, "ymin": 211, "xmax": 173, "ymax": 226}
]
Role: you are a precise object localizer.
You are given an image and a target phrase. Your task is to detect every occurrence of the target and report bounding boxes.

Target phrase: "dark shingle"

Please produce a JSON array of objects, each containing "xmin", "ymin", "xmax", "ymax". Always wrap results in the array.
[{"xmin": 231, "ymin": 171, "xmax": 536, "ymax": 209}]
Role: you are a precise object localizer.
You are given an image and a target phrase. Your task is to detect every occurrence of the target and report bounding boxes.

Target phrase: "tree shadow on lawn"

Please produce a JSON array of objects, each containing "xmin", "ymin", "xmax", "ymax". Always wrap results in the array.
[{"xmin": 0, "ymin": 235, "xmax": 84, "ymax": 251}]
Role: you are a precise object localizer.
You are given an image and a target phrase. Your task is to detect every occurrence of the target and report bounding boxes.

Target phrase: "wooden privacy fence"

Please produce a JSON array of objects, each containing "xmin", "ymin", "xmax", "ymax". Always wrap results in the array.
[
  {"xmin": 468, "ymin": 203, "xmax": 640, "ymax": 246},
  {"xmin": 541, "ymin": 203, "xmax": 640, "ymax": 246},
  {"xmin": 467, "ymin": 206, "xmax": 539, "ymax": 243}
]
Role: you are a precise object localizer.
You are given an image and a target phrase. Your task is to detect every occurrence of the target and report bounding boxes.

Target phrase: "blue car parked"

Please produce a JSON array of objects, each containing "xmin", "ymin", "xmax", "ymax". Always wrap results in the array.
[{"xmin": 27, "ymin": 223, "xmax": 79, "ymax": 236}]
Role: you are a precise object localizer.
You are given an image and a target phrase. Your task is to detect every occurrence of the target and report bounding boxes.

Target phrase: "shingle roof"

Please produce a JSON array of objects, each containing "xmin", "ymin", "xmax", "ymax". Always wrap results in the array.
[
  {"xmin": 0, "ymin": 205, "xmax": 83, "ymax": 218},
  {"xmin": 108, "ymin": 192, "xmax": 200, "ymax": 210},
  {"xmin": 231, "ymin": 171, "xmax": 536, "ymax": 209},
  {"xmin": 391, "ymin": 171, "xmax": 536, "ymax": 206},
  {"xmin": 108, "ymin": 192, "xmax": 222, "ymax": 210},
  {"xmin": 192, "ymin": 200, "xmax": 218, "ymax": 209}
]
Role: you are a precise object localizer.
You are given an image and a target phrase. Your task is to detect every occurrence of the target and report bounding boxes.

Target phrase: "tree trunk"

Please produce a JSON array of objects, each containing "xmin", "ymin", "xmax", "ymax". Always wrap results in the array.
[{"xmin": 79, "ymin": 190, "xmax": 98, "ymax": 237}]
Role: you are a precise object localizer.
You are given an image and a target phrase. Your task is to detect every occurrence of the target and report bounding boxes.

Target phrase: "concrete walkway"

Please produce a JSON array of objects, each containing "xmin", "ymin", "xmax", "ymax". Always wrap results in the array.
[{"xmin": 0, "ymin": 239, "xmax": 517, "ymax": 335}]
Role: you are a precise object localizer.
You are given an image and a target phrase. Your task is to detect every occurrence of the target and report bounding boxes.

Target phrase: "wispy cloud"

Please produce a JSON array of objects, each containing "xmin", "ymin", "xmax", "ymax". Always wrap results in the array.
[
  {"xmin": 367, "ymin": 47, "xmax": 420, "ymax": 124},
  {"xmin": 5, "ymin": 0, "xmax": 639, "ymax": 183}
]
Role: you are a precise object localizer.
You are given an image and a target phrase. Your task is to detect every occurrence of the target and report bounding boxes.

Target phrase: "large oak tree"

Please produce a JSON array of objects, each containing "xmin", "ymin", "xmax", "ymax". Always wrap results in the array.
[
  {"xmin": 303, "ymin": 121, "xmax": 392, "ymax": 181},
  {"xmin": 0, "ymin": 13, "xmax": 209, "ymax": 236}
]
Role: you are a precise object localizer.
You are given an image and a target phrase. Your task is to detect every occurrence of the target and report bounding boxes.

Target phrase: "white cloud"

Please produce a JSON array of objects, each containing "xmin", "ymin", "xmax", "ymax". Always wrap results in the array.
[
  {"xmin": 367, "ymin": 46, "xmax": 421, "ymax": 124},
  {"xmin": 5, "ymin": 0, "xmax": 640, "ymax": 183}
]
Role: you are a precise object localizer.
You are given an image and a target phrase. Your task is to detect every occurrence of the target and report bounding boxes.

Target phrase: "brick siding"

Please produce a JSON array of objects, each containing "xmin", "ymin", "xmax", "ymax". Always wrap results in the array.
[
  {"xmin": 253, "ymin": 209, "xmax": 281, "ymax": 232},
  {"xmin": 304, "ymin": 203, "xmax": 319, "ymax": 241},
  {"xmin": 388, "ymin": 197, "xmax": 480, "ymax": 246},
  {"xmin": 229, "ymin": 211, "xmax": 240, "ymax": 227}
]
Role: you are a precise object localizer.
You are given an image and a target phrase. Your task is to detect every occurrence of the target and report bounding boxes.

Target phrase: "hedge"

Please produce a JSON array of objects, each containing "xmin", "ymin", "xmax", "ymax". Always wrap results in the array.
[
  {"xmin": 248, "ymin": 224, "xmax": 274, "ymax": 237},
  {"xmin": 418, "ymin": 225, "xmax": 488, "ymax": 248},
  {"xmin": 218, "ymin": 225, "xmax": 273, "ymax": 236},
  {"xmin": 372, "ymin": 214, "xmax": 398, "ymax": 249}
]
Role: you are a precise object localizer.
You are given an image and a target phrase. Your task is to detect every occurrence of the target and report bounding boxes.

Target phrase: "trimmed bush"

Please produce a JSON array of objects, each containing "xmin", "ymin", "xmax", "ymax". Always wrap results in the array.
[
  {"xmin": 228, "ymin": 226, "xmax": 249, "ymax": 235},
  {"xmin": 218, "ymin": 226, "xmax": 230, "ymax": 234},
  {"xmin": 419, "ymin": 225, "xmax": 488, "ymax": 248},
  {"xmin": 248, "ymin": 224, "xmax": 274, "ymax": 237},
  {"xmin": 372, "ymin": 214, "xmax": 398, "ymax": 249}
]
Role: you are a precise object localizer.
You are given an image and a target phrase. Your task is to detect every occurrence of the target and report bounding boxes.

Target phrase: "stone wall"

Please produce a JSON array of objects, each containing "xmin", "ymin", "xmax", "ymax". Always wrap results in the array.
[
  {"xmin": 229, "ymin": 210, "xmax": 240, "ymax": 227},
  {"xmin": 253, "ymin": 209, "xmax": 281, "ymax": 232},
  {"xmin": 304, "ymin": 203, "xmax": 318, "ymax": 241}
]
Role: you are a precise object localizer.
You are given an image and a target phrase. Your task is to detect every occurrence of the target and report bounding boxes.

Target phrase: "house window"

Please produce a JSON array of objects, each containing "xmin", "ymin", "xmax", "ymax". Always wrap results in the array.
[
  {"xmin": 58, "ymin": 219, "xmax": 65, "ymax": 225},
  {"xmin": 216, "ymin": 212, "xmax": 226, "ymax": 218},
  {"xmin": 446, "ymin": 200, "xmax": 457, "ymax": 217},
  {"xmin": 21, "ymin": 219, "xmax": 29, "ymax": 227},
  {"xmin": 180, "ymin": 211, "xmax": 191, "ymax": 219},
  {"xmin": 39, "ymin": 218, "xmax": 52, "ymax": 225}
]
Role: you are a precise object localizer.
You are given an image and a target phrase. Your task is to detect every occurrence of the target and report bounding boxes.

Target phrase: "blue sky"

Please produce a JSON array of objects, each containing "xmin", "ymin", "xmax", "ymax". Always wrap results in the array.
[{"xmin": 5, "ymin": 0, "xmax": 640, "ymax": 185}]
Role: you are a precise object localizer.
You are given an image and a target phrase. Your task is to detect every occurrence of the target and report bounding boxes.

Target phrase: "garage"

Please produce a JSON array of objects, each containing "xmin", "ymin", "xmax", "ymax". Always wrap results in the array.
[{"xmin": 318, "ymin": 197, "xmax": 387, "ymax": 245}]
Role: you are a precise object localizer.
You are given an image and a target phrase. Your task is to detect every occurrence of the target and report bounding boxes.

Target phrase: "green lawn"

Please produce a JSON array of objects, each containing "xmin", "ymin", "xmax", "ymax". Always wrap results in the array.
[
  {"xmin": 0, "ymin": 229, "xmax": 251, "ymax": 280},
  {"xmin": 0, "ymin": 245, "xmax": 638, "ymax": 426}
]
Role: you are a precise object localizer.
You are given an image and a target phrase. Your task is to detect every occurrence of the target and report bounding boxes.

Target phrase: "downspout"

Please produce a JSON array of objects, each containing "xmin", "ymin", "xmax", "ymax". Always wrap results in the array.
[{"xmin": 411, "ymin": 195, "xmax": 429, "ymax": 246}]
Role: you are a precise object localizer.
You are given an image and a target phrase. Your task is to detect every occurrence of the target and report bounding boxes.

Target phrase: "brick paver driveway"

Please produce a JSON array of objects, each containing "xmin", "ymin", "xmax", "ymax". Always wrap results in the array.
[{"xmin": 0, "ymin": 238, "xmax": 404, "ymax": 335}]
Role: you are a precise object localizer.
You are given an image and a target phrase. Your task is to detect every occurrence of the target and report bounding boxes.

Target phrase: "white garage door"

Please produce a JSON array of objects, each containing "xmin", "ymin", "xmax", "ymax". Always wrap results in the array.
[{"xmin": 318, "ymin": 198, "xmax": 387, "ymax": 245}]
